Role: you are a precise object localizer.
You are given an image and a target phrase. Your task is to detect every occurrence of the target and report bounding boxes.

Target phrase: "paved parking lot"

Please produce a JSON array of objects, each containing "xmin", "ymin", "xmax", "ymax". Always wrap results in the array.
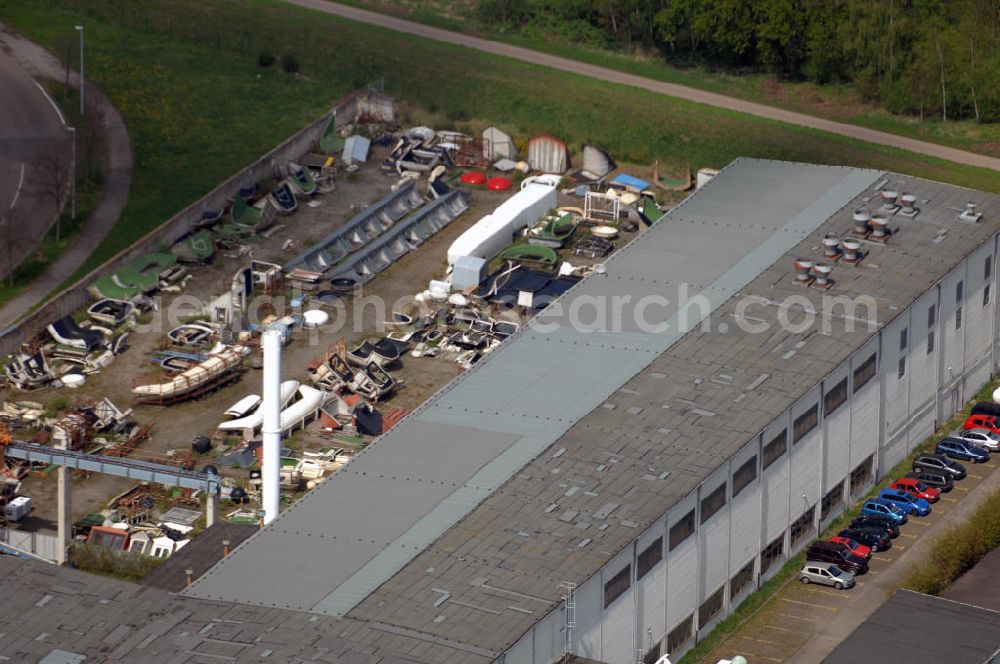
[{"xmin": 702, "ymin": 458, "xmax": 1000, "ymax": 664}]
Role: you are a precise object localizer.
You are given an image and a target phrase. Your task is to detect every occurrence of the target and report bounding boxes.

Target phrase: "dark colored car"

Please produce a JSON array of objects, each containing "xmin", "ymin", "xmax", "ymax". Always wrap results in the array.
[
  {"xmin": 849, "ymin": 515, "xmax": 900, "ymax": 538},
  {"xmin": 971, "ymin": 401, "xmax": 1000, "ymax": 418},
  {"xmin": 905, "ymin": 471, "xmax": 954, "ymax": 493},
  {"xmin": 839, "ymin": 527, "xmax": 891, "ymax": 552},
  {"xmin": 806, "ymin": 540, "xmax": 869, "ymax": 575},
  {"xmin": 937, "ymin": 438, "xmax": 990, "ymax": 463},
  {"xmin": 913, "ymin": 453, "xmax": 967, "ymax": 479}
]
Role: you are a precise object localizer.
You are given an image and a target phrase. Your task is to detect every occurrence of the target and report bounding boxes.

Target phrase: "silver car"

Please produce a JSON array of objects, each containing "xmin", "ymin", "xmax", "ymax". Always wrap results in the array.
[
  {"xmin": 954, "ymin": 428, "xmax": 1000, "ymax": 451},
  {"xmin": 799, "ymin": 561, "xmax": 856, "ymax": 589}
]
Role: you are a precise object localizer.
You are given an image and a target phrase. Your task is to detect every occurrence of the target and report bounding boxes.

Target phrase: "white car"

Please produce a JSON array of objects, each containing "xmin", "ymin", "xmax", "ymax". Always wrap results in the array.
[{"xmin": 954, "ymin": 428, "xmax": 1000, "ymax": 451}]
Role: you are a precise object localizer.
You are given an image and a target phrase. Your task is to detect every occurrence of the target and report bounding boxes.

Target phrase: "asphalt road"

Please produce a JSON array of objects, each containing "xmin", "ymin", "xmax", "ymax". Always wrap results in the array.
[
  {"xmin": 285, "ymin": 0, "xmax": 1000, "ymax": 173},
  {"xmin": 0, "ymin": 47, "xmax": 68, "ymax": 277},
  {"xmin": 0, "ymin": 26, "xmax": 132, "ymax": 327}
]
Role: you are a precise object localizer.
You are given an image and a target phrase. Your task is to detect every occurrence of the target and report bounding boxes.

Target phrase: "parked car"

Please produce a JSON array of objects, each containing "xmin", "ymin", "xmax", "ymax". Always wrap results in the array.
[
  {"xmin": 905, "ymin": 470, "xmax": 954, "ymax": 493},
  {"xmin": 971, "ymin": 402, "xmax": 1000, "ymax": 418},
  {"xmin": 964, "ymin": 414, "xmax": 1000, "ymax": 435},
  {"xmin": 878, "ymin": 488, "xmax": 931, "ymax": 516},
  {"xmin": 891, "ymin": 477, "xmax": 940, "ymax": 502},
  {"xmin": 799, "ymin": 562, "xmax": 856, "ymax": 589},
  {"xmin": 953, "ymin": 428, "xmax": 1000, "ymax": 451},
  {"xmin": 827, "ymin": 535, "xmax": 872, "ymax": 558},
  {"xmin": 839, "ymin": 527, "xmax": 891, "ymax": 552},
  {"xmin": 849, "ymin": 515, "xmax": 900, "ymax": 538},
  {"xmin": 860, "ymin": 498, "xmax": 908, "ymax": 524},
  {"xmin": 936, "ymin": 438, "xmax": 990, "ymax": 463},
  {"xmin": 805, "ymin": 540, "xmax": 869, "ymax": 575},
  {"xmin": 913, "ymin": 453, "xmax": 967, "ymax": 480}
]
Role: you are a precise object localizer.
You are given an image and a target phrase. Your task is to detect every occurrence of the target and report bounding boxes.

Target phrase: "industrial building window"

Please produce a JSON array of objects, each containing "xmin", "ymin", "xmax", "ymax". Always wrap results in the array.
[
  {"xmin": 898, "ymin": 357, "xmax": 906, "ymax": 380},
  {"xmin": 824, "ymin": 378, "xmax": 848, "ymax": 416},
  {"xmin": 666, "ymin": 616, "xmax": 693, "ymax": 655},
  {"xmin": 928, "ymin": 305, "xmax": 936, "ymax": 328},
  {"xmin": 850, "ymin": 456, "xmax": 874, "ymax": 495},
  {"xmin": 957, "ymin": 280, "xmax": 964, "ymax": 302},
  {"xmin": 762, "ymin": 430, "xmax": 788, "ymax": 469},
  {"xmin": 698, "ymin": 586, "xmax": 725, "ymax": 626},
  {"xmin": 700, "ymin": 483, "xmax": 727, "ymax": 524},
  {"xmin": 637, "ymin": 538, "xmax": 663, "ymax": 580},
  {"xmin": 730, "ymin": 560, "xmax": 755, "ymax": 599},
  {"xmin": 643, "ymin": 643, "xmax": 662, "ymax": 664},
  {"xmin": 790, "ymin": 506, "xmax": 816, "ymax": 547},
  {"xmin": 956, "ymin": 307, "xmax": 963, "ymax": 330},
  {"xmin": 732, "ymin": 456, "xmax": 757, "ymax": 498},
  {"xmin": 603, "ymin": 565, "xmax": 631, "ymax": 608},
  {"xmin": 899, "ymin": 328, "xmax": 908, "ymax": 351},
  {"xmin": 669, "ymin": 510, "xmax": 695, "ymax": 550},
  {"xmin": 761, "ymin": 535, "xmax": 784, "ymax": 574},
  {"xmin": 987, "ymin": 256, "xmax": 993, "ymax": 280},
  {"xmin": 927, "ymin": 331, "xmax": 935, "ymax": 355},
  {"xmin": 820, "ymin": 483, "xmax": 844, "ymax": 521},
  {"xmin": 792, "ymin": 405, "xmax": 818, "ymax": 444},
  {"xmin": 985, "ymin": 285, "xmax": 992, "ymax": 307},
  {"xmin": 853, "ymin": 354, "xmax": 876, "ymax": 392}
]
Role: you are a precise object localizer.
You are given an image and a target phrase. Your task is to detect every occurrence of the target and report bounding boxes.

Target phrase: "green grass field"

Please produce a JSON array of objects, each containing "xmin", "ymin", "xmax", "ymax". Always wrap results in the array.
[
  {"xmin": 3, "ymin": 0, "xmax": 1000, "ymax": 293},
  {"xmin": 333, "ymin": 0, "xmax": 1000, "ymax": 159}
]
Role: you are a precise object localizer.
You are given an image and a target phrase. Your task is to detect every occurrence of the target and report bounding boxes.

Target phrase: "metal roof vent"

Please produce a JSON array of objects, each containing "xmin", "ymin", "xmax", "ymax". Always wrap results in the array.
[
  {"xmin": 793, "ymin": 259, "xmax": 814, "ymax": 285},
  {"xmin": 851, "ymin": 208, "xmax": 871, "ymax": 238},
  {"xmin": 899, "ymin": 193, "xmax": 919, "ymax": 218},
  {"xmin": 823, "ymin": 234, "xmax": 841, "ymax": 259},
  {"xmin": 811, "ymin": 263, "xmax": 833, "ymax": 290},
  {"xmin": 959, "ymin": 201, "xmax": 982, "ymax": 224},
  {"xmin": 869, "ymin": 213, "xmax": 890, "ymax": 243},
  {"xmin": 880, "ymin": 189, "xmax": 900, "ymax": 213},
  {"xmin": 841, "ymin": 239, "xmax": 862, "ymax": 264}
]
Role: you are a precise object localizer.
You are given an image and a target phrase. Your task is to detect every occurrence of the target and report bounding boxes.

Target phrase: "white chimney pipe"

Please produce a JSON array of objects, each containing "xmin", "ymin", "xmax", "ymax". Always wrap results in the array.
[{"xmin": 262, "ymin": 329, "xmax": 283, "ymax": 525}]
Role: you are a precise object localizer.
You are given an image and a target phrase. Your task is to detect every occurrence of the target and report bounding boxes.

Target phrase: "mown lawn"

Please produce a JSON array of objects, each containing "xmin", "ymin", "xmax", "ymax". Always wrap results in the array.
[{"xmin": 2, "ymin": 0, "xmax": 1000, "ymax": 292}]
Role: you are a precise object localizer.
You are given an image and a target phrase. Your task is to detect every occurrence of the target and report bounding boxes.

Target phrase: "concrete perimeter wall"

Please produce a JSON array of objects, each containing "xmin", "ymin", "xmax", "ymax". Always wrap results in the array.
[{"xmin": 0, "ymin": 90, "xmax": 395, "ymax": 358}]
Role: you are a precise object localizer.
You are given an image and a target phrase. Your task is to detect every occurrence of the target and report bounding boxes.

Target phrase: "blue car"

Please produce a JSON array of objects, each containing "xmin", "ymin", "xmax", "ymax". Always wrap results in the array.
[
  {"xmin": 878, "ymin": 488, "xmax": 931, "ymax": 516},
  {"xmin": 936, "ymin": 438, "xmax": 990, "ymax": 464},
  {"xmin": 860, "ymin": 499, "xmax": 908, "ymax": 524}
]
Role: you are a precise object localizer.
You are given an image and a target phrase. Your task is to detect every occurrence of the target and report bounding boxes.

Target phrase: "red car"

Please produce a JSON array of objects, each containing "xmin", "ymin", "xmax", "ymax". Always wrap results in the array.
[
  {"xmin": 891, "ymin": 477, "xmax": 941, "ymax": 503},
  {"xmin": 827, "ymin": 536, "xmax": 872, "ymax": 559},
  {"xmin": 964, "ymin": 414, "xmax": 1000, "ymax": 435}
]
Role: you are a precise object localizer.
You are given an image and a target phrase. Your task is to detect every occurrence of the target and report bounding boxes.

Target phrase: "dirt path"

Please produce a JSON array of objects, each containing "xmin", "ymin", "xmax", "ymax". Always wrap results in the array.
[
  {"xmin": 0, "ymin": 25, "xmax": 131, "ymax": 327},
  {"xmin": 285, "ymin": 0, "xmax": 1000, "ymax": 173}
]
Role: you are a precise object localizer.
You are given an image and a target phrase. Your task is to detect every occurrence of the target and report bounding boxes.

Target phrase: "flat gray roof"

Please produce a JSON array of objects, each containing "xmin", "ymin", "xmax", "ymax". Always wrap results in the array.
[
  {"xmin": 186, "ymin": 159, "xmax": 1000, "ymax": 658},
  {"xmin": 824, "ymin": 589, "xmax": 1000, "ymax": 664}
]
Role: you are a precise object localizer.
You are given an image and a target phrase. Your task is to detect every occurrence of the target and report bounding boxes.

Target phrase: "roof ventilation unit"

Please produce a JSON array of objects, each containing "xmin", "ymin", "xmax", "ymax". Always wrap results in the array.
[
  {"xmin": 959, "ymin": 201, "xmax": 982, "ymax": 224},
  {"xmin": 868, "ymin": 213, "xmax": 890, "ymax": 243},
  {"xmin": 899, "ymin": 193, "xmax": 919, "ymax": 218},
  {"xmin": 811, "ymin": 263, "xmax": 833, "ymax": 290},
  {"xmin": 841, "ymin": 239, "xmax": 863, "ymax": 264},
  {"xmin": 794, "ymin": 259, "xmax": 814, "ymax": 285},
  {"xmin": 823, "ymin": 234, "xmax": 841, "ymax": 260},
  {"xmin": 880, "ymin": 189, "xmax": 900, "ymax": 213},
  {"xmin": 850, "ymin": 208, "xmax": 871, "ymax": 238}
]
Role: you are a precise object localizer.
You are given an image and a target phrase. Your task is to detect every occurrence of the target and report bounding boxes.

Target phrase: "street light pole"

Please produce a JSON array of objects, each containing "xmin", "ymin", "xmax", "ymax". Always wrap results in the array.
[
  {"xmin": 75, "ymin": 25, "xmax": 84, "ymax": 115},
  {"xmin": 68, "ymin": 126, "xmax": 76, "ymax": 222}
]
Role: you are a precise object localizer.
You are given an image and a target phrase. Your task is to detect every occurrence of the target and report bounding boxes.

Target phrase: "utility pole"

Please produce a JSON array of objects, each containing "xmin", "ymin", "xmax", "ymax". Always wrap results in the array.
[{"xmin": 75, "ymin": 25, "xmax": 84, "ymax": 115}]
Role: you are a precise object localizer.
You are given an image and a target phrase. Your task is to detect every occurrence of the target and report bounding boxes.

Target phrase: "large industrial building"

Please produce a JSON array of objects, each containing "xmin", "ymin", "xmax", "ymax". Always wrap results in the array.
[{"xmin": 6, "ymin": 159, "xmax": 1000, "ymax": 664}]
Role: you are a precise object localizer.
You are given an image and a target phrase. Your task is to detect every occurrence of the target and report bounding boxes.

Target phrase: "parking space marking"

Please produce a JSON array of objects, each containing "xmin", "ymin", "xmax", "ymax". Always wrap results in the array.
[
  {"xmin": 777, "ymin": 612, "xmax": 815, "ymax": 622},
  {"xmin": 779, "ymin": 597, "xmax": 837, "ymax": 611},
  {"xmin": 899, "ymin": 532, "xmax": 917, "ymax": 539},
  {"xmin": 954, "ymin": 486, "xmax": 970, "ymax": 491},
  {"xmin": 893, "ymin": 544, "xmax": 906, "ymax": 551},
  {"xmin": 803, "ymin": 587, "xmax": 849, "ymax": 599},
  {"xmin": 969, "ymin": 473, "xmax": 984, "ymax": 479},
  {"xmin": 909, "ymin": 519, "xmax": 931, "ymax": 527},
  {"xmin": 735, "ymin": 635, "xmax": 778, "ymax": 645},
  {"xmin": 873, "ymin": 555, "xmax": 892, "ymax": 562},
  {"xmin": 941, "ymin": 496, "xmax": 957, "ymax": 502},
  {"xmin": 763, "ymin": 623, "xmax": 797, "ymax": 634},
  {"xmin": 982, "ymin": 463, "xmax": 997, "ymax": 468},
  {"xmin": 730, "ymin": 648, "xmax": 782, "ymax": 663}
]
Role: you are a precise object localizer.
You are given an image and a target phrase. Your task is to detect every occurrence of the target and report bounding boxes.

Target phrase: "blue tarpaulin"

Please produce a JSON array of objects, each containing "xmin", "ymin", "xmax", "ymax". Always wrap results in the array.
[{"xmin": 609, "ymin": 173, "xmax": 651, "ymax": 192}]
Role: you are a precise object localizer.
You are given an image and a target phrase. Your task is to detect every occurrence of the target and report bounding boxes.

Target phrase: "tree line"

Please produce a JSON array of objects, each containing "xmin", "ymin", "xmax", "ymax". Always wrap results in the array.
[{"xmin": 476, "ymin": 0, "xmax": 1000, "ymax": 122}]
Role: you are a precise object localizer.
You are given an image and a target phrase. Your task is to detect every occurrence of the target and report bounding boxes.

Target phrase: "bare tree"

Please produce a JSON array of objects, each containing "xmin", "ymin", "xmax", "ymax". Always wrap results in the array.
[
  {"xmin": 51, "ymin": 32, "xmax": 77, "ymax": 98},
  {"xmin": 76, "ymin": 96, "xmax": 105, "ymax": 191},
  {"xmin": 0, "ymin": 209, "xmax": 23, "ymax": 287},
  {"xmin": 29, "ymin": 138, "xmax": 73, "ymax": 243}
]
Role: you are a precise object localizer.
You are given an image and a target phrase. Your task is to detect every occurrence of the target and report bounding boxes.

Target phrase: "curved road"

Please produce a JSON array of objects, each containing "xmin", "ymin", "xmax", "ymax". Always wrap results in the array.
[
  {"xmin": 287, "ymin": 0, "xmax": 1000, "ymax": 173},
  {"xmin": 0, "ymin": 26, "xmax": 131, "ymax": 326},
  {"xmin": 0, "ymin": 47, "xmax": 68, "ymax": 278}
]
